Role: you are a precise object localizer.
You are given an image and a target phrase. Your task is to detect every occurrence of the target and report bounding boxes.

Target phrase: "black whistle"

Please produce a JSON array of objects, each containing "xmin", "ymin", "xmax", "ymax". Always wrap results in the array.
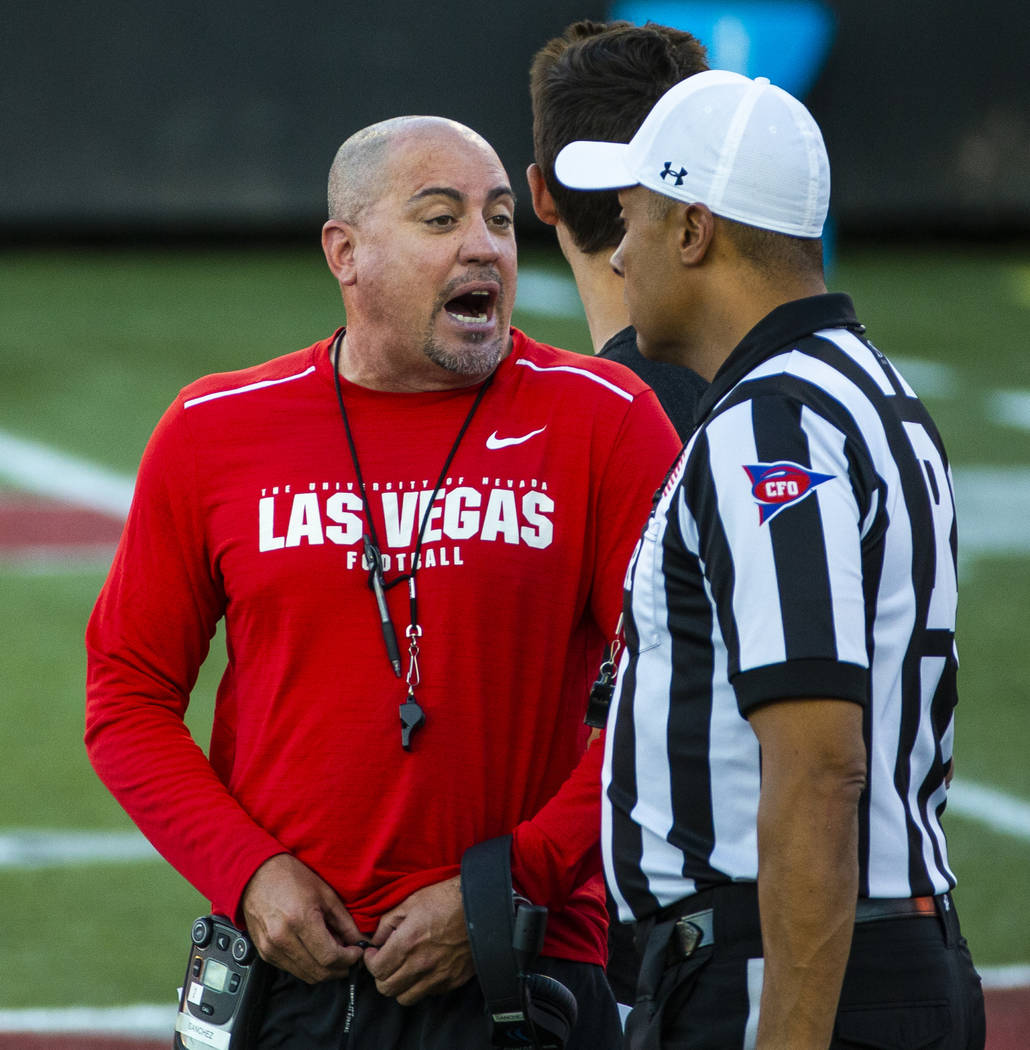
[
  {"xmin": 585, "ymin": 667, "xmax": 616, "ymax": 728},
  {"xmin": 400, "ymin": 696, "xmax": 425, "ymax": 750}
]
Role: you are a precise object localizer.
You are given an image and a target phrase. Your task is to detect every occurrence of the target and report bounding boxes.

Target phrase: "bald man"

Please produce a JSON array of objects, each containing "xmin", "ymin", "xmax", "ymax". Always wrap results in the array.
[{"xmin": 85, "ymin": 116, "xmax": 681, "ymax": 1047}]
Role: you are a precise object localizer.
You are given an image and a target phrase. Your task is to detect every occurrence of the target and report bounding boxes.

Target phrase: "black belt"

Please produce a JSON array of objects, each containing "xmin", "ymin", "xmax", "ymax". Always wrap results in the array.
[
  {"xmin": 855, "ymin": 895, "xmax": 939, "ymax": 923},
  {"xmin": 650, "ymin": 890, "xmax": 944, "ymax": 963}
]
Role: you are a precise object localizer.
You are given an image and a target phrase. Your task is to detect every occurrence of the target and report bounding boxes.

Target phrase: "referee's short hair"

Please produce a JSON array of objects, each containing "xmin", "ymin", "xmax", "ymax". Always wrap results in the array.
[
  {"xmin": 529, "ymin": 20, "xmax": 708, "ymax": 255},
  {"xmin": 720, "ymin": 216, "xmax": 826, "ymax": 280}
]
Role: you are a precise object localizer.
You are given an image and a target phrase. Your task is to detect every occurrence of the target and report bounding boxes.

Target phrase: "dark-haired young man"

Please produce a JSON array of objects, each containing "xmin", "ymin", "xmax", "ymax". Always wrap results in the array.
[
  {"xmin": 529, "ymin": 21, "xmax": 712, "ymax": 1008},
  {"xmin": 528, "ymin": 19, "xmax": 709, "ymax": 440}
]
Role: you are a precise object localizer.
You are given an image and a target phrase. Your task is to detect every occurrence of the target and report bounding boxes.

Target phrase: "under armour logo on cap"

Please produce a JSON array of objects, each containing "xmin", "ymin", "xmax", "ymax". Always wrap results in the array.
[{"xmin": 660, "ymin": 162, "xmax": 688, "ymax": 185}]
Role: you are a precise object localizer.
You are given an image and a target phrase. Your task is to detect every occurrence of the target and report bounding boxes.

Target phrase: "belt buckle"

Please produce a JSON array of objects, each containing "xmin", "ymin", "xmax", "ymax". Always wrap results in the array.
[
  {"xmin": 673, "ymin": 918, "xmax": 704, "ymax": 958},
  {"xmin": 668, "ymin": 907, "xmax": 713, "ymax": 962}
]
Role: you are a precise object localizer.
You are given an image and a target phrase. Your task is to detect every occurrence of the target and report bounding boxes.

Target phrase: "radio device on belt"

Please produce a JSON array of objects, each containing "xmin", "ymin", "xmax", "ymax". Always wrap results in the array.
[{"xmin": 173, "ymin": 914, "xmax": 270, "ymax": 1050}]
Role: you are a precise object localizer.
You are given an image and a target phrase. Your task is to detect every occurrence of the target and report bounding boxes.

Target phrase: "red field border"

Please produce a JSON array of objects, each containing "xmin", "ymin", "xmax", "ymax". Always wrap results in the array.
[{"xmin": 0, "ymin": 492, "xmax": 122, "ymax": 565}]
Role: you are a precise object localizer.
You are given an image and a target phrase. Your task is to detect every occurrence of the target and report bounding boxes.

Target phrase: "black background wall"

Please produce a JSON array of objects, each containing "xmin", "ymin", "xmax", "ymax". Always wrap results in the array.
[{"xmin": 2, "ymin": 1, "xmax": 1027, "ymax": 241}]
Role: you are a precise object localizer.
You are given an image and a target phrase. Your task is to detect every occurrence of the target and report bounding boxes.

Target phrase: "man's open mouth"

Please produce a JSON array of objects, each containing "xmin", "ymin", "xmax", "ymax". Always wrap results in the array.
[{"xmin": 443, "ymin": 286, "xmax": 497, "ymax": 325}]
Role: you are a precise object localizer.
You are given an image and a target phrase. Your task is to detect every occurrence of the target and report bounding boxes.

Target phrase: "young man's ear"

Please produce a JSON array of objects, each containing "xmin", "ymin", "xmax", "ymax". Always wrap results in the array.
[
  {"xmin": 527, "ymin": 163, "xmax": 560, "ymax": 227},
  {"xmin": 322, "ymin": 220, "xmax": 358, "ymax": 286}
]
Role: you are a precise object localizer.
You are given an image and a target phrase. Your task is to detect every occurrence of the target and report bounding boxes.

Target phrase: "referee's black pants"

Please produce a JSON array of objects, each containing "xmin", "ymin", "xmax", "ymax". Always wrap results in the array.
[
  {"xmin": 252, "ymin": 954, "xmax": 623, "ymax": 1049},
  {"xmin": 625, "ymin": 883, "xmax": 985, "ymax": 1050}
]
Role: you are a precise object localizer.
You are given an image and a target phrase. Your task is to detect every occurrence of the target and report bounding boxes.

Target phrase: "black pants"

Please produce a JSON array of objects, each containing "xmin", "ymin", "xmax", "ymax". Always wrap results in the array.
[
  {"xmin": 625, "ymin": 885, "xmax": 985, "ymax": 1050},
  {"xmin": 254, "ymin": 955, "xmax": 623, "ymax": 1049},
  {"xmin": 607, "ymin": 888, "xmax": 642, "ymax": 1006}
]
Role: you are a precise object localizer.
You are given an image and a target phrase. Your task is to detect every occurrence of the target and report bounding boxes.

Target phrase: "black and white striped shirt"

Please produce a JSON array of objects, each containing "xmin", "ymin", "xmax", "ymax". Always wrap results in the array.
[{"xmin": 603, "ymin": 294, "xmax": 959, "ymax": 922}]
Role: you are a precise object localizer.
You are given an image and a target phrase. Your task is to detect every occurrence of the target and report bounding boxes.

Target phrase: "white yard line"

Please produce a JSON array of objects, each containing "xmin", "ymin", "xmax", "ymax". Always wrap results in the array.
[
  {"xmin": 949, "ymin": 778, "xmax": 1030, "ymax": 840},
  {"xmin": 0, "ymin": 829, "xmax": 160, "ymax": 870},
  {"xmin": 0, "ymin": 429, "xmax": 134, "ymax": 518},
  {"xmin": 0, "ymin": 1003, "xmax": 176, "ymax": 1037},
  {"xmin": 989, "ymin": 389, "xmax": 1030, "ymax": 431},
  {"xmin": 980, "ymin": 964, "xmax": 1030, "ymax": 990}
]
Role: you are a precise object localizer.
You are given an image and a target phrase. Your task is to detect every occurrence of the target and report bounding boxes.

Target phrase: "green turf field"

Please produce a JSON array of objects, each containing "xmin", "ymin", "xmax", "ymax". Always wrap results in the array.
[{"xmin": 1, "ymin": 241, "xmax": 1028, "ymax": 1007}]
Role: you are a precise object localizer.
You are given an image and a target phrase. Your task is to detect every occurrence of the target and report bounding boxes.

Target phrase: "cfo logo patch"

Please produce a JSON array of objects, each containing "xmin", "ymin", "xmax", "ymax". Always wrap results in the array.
[{"xmin": 744, "ymin": 461, "xmax": 834, "ymax": 524}]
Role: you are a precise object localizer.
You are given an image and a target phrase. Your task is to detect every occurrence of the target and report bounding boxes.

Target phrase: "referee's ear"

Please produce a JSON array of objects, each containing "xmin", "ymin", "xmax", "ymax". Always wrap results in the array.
[
  {"xmin": 322, "ymin": 219, "xmax": 359, "ymax": 287},
  {"xmin": 676, "ymin": 202, "xmax": 716, "ymax": 268}
]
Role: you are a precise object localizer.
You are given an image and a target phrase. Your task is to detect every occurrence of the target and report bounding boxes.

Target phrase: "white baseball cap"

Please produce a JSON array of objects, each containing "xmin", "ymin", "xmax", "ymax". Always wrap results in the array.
[{"xmin": 554, "ymin": 69, "xmax": 830, "ymax": 239}]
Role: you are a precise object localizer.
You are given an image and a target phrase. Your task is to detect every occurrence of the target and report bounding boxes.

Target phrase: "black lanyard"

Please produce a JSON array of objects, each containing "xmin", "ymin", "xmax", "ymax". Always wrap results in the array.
[{"xmin": 330, "ymin": 332, "xmax": 494, "ymax": 749}]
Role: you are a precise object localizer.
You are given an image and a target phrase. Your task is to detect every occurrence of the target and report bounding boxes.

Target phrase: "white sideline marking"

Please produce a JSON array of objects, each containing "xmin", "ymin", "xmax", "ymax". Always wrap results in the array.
[
  {"xmin": 989, "ymin": 389, "xmax": 1030, "ymax": 431},
  {"xmin": 0, "ymin": 829, "xmax": 160, "ymax": 870},
  {"xmin": 0, "ymin": 1003, "xmax": 175, "ymax": 1037},
  {"xmin": 0, "ymin": 429, "xmax": 134, "ymax": 518},
  {"xmin": 981, "ymin": 964, "xmax": 1030, "ymax": 990},
  {"xmin": 948, "ymin": 779, "xmax": 1030, "ymax": 841}
]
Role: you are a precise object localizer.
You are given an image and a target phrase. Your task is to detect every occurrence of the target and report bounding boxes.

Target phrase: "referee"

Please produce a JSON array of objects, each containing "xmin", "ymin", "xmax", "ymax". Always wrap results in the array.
[{"xmin": 556, "ymin": 71, "xmax": 986, "ymax": 1049}]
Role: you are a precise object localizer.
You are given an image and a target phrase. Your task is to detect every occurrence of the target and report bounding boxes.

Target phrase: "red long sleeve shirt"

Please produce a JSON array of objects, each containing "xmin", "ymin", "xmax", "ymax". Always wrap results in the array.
[{"xmin": 85, "ymin": 328, "xmax": 680, "ymax": 964}]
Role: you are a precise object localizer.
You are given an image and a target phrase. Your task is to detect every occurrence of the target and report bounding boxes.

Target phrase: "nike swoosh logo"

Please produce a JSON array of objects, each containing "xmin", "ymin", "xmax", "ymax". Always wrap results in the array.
[{"xmin": 485, "ymin": 426, "xmax": 547, "ymax": 450}]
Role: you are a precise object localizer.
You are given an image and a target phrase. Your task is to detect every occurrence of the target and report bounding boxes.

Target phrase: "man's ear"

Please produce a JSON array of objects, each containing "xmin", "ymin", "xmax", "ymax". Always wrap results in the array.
[
  {"xmin": 322, "ymin": 219, "xmax": 358, "ymax": 286},
  {"xmin": 527, "ymin": 163, "xmax": 559, "ymax": 227},
  {"xmin": 678, "ymin": 203, "xmax": 716, "ymax": 266}
]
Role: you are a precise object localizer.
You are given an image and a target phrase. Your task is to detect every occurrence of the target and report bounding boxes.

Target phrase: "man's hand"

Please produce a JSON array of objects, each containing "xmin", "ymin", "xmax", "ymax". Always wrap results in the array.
[
  {"xmin": 241, "ymin": 853, "xmax": 365, "ymax": 984},
  {"xmin": 364, "ymin": 875, "xmax": 474, "ymax": 1005}
]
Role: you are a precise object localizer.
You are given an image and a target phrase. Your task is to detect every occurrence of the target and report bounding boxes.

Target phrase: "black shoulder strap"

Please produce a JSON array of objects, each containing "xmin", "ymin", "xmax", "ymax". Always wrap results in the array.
[{"xmin": 460, "ymin": 835, "xmax": 524, "ymax": 1022}]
